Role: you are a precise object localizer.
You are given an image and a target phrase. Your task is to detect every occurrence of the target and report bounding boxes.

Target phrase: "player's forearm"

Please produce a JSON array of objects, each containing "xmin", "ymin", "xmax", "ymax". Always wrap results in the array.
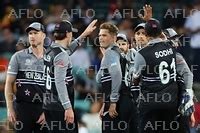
[
  {"xmin": 54, "ymin": 66, "xmax": 72, "ymax": 110},
  {"xmin": 67, "ymin": 39, "xmax": 80, "ymax": 55},
  {"xmin": 79, "ymin": 32, "xmax": 87, "ymax": 40},
  {"xmin": 110, "ymin": 67, "xmax": 122, "ymax": 103},
  {"xmin": 182, "ymin": 69, "xmax": 193, "ymax": 90},
  {"xmin": 79, "ymin": 19, "xmax": 96, "ymax": 39},
  {"xmin": 67, "ymin": 36, "xmax": 87, "ymax": 55},
  {"xmin": 5, "ymin": 82, "xmax": 15, "ymax": 110},
  {"xmin": 55, "ymin": 80, "xmax": 72, "ymax": 110},
  {"xmin": 176, "ymin": 53, "xmax": 193, "ymax": 90}
]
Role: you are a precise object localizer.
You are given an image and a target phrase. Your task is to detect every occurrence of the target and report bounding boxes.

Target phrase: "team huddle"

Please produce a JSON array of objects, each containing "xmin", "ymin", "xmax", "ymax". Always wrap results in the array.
[{"xmin": 4, "ymin": 5, "xmax": 194, "ymax": 133}]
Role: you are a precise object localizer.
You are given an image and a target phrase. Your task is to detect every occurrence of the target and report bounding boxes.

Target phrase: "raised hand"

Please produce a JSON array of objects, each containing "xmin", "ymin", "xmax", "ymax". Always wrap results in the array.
[
  {"xmin": 80, "ymin": 19, "xmax": 97, "ymax": 37},
  {"xmin": 138, "ymin": 4, "xmax": 153, "ymax": 21}
]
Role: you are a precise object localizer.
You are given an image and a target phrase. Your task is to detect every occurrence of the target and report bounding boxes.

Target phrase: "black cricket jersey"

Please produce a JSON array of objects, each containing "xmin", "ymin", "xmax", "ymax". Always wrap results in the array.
[
  {"xmin": 134, "ymin": 39, "xmax": 179, "ymax": 107},
  {"xmin": 43, "ymin": 43, "xmax": 74, "ymax": 111}
]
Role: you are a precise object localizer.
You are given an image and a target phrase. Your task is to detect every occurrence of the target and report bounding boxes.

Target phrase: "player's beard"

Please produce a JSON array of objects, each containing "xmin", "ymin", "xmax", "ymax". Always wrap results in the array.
[
  {"xmin": 120, "ymin": 48, "xmax": 124, "ymax": 52},
  {"xmin": 31, "ymin": 42, "xmax": 41, "ymax": 48},
  {"xmin": 120, "ymin": 48, "xmax": 126, "ymax": 53},
  {"xmin": 120, "ymin": 47, "xmax": 128, "ymax": 54}
]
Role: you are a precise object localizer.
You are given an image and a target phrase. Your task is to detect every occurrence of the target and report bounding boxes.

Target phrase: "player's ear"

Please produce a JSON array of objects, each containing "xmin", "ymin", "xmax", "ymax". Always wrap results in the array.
[
  {"xmin": 66, "ymin": 32, "xmax": 69, "ymax": 38},
  {"xmin": 66, "ymin": 32, "xmax": 72, "ymax": 38},
  {"xmin": 127, "ymin": 43, "xmax": 130, "ymax": 48},
  {"xmin": 42, "ymin": 32, "xmax": 46, "ymax": 39},
  {"xmin": 65, "ymin": 32, "xmax": 70, "ymax": 38},
  {"xmin": 113, "ymin": 35, "xmax": 117, "ymax": 42}
]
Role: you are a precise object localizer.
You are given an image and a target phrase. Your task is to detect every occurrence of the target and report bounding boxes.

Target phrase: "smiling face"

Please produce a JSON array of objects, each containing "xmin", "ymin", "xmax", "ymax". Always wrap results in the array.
[{"xmin": 28, "ymin": 30, "xmax": 45, "ymax": 48}]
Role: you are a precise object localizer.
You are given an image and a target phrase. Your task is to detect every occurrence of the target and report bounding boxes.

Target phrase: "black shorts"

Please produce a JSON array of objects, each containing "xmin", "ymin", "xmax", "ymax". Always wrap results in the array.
[
  {"xmin": 102, "ymin": 94, "xmax": 137, "ymax": 133},
  {"xmin": 138, "ymin": 105, "xmax": 188, "ymax": 133},
  {"xmin": 44, "ymin": 109, "xmax": 78, "ymax": 133},
  {"xmin": 14, "ymin": 102, "xmax": 48, "ymax": 133}
]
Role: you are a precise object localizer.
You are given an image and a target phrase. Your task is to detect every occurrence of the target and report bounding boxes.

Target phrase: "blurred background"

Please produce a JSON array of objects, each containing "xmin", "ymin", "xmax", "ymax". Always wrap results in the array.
[{"xmin": 0, "ymin": 0, "xmax": 200, "ymax": 132}]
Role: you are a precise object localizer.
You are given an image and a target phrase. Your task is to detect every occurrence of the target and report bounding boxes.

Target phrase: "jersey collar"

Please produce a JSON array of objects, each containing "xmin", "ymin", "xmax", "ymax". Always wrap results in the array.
[
  {"xmin": 147, "ymin": 38, "xmax": 163, "ymax": 45},
  {"xmin": 51, "ymin": 42, "xmax": 67, "ymax": 50},
  {"xmin": 28, "ymin": 47, "xmax": 33, "ymax": 54},
  {"xmin": 106, "ymin": 44, "xmax": 117, "ymax": 50},
  {"xmin": 27, "ymin": 46, "xmax": 46, "ymax": 55}
]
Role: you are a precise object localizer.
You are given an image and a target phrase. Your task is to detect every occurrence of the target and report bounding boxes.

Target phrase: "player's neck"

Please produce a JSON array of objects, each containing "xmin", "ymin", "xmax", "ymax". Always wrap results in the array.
[
  {"xmin": 55, "ymin": 40, "xmax": 68, "ymax": 48},
  {"xmin": 31, "ymin": 45, "xmax": 44, "ymax": 59},
  {"xmin": 124, "ymin": 49, "xmax": 128, "ymax": 54},
  {"xmin": 148, "ymin": 37, "xmax": 157, "ymax": 41}
]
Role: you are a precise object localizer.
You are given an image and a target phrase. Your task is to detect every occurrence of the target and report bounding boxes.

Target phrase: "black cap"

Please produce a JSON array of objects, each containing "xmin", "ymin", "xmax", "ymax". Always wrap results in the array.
[
  {"xmin": 145, "ymin": 18, "xmax": 162, "ymax": 37},
  {"xmin": 54, "ymin": 20, "xmax": 78, "ymax": 33},
  {"xmin": 26, "ymin": 22, "xmax": 45, "ymax": 33},
  {"xmin": 134, "ymin": 23, "xmax": 145, "ymax": 33}
]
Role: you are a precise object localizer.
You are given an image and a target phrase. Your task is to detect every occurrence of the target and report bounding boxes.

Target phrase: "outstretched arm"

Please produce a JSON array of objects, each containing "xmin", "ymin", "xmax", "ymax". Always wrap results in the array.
[{"xmin": 67, "ymin": 19, "xmax": 97, "ymax": 55}]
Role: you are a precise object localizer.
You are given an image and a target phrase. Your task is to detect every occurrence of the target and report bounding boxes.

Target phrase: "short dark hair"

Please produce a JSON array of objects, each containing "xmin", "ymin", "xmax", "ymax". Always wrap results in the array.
[
  {"xmin": 53, "ymin": 32, "xmax": 66, "ymax": 40},
  {"xmin": 100, "ymin": 22, "xmax": 119, "ymax": 35}
]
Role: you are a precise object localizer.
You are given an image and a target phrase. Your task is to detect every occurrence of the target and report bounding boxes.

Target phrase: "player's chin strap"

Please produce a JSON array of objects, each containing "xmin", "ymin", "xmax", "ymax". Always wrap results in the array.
[{"xmin": 178, "ymin": 89, "xmax": 194, "ymax": 117}]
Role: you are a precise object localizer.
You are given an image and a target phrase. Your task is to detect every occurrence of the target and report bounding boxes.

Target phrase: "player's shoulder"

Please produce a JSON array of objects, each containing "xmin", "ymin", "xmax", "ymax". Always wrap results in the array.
[
  {"xmin": 16, "ymin": 48, "xmax": 29, "ymax": 54},
  {"xmin": 105, "ymin": 45, "xmax": 120, "ymax": 57},
  {"xmin": 137, "ymin": 45, "xmax": 147, "ymax": 54},
  {"xmin": 129, "ymin": 48, "xmax": 137, "ymax": 54},
  {"xmin": 176, "ymin": 52, "xmax": 183, "ymax": 57},
  {"xmin": 162, "ymin": 40, "xmax": 174, "ymax": 47},
  {"xmin": 176, "ymin": 52, "xmax": 186, "ymax": 63},
  {"xmin": 11, "ymin": 48, "xmax": 29, "ymax": 58},
  {"xmin": 127, "ymin": 48, "xmax": 137, "ymax": 60},
  {"xmin": 50, "ymin": 43, "xmax": 68, "ymax": 56},
  {"xmin": 51, "ymin": 45, "xmax": 63, "ymax": 53}
]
